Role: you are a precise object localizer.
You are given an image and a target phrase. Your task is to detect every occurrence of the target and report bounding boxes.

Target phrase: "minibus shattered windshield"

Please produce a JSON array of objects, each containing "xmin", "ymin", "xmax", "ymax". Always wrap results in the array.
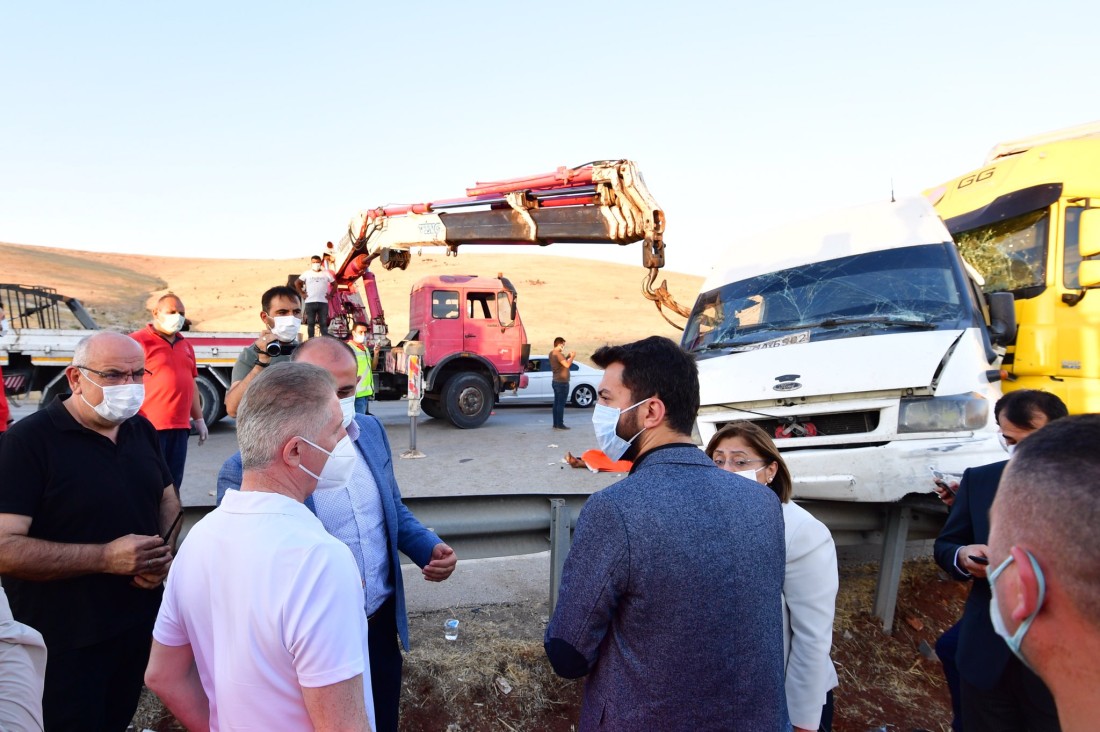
[{"xmin": 683, "ymin": 243, "xmax": 970, "ymax": 353}]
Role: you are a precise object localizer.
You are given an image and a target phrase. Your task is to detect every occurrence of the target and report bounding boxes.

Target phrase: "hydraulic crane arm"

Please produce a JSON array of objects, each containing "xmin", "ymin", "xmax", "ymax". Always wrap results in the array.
[{"xmin": 331, "ymin": 160, "xmax": 690, "ymax": 327}]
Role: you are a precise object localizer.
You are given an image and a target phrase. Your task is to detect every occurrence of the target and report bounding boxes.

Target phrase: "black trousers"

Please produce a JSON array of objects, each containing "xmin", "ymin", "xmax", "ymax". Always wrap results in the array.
[
  {"xmin": 304, "ymin": 302, "xmax": 328, "ymax": 338},
  {"xmin": 42, "ymin": 624, "xmax": 152, "ymax": 732},
  {"xmin": 368, "ymin": 594, "xmax": 403, "ymax": 732},
  {"xmin": 961, "ymin": 655, "xmax": 1060, "ymax": 732}
]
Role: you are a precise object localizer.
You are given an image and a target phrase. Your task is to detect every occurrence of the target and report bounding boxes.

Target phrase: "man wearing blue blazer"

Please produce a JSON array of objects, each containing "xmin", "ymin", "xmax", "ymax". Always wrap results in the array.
[
  {"xmin": 544, "ymin": 336, "xmax": 789, "ymax": 731},
  {"xmin": 934, "ymin": 389, "xmax": 1066, "ymax": 732},
  {"xmin": 217, "ymin": 337, "xmax": 456, "ymax": 732}
]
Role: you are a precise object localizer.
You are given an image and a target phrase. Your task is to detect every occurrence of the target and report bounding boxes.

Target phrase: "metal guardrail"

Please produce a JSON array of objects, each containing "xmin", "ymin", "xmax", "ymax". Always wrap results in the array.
[{"xmin": 180, "ymin": 492, "xmax": 947, "ymax": 633}]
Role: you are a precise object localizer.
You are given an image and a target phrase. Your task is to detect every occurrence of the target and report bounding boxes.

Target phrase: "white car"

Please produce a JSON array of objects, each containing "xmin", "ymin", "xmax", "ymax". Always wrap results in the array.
[{"xmin": 500, "ymin": 357, "xmax": 602, "ymax": 408}]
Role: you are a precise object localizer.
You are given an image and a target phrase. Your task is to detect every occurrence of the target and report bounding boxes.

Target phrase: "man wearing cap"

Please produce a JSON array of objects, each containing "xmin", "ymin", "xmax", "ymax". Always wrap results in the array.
[{"xmin": 131, "ymin": 293, "xmax": 208, "ymax": 490}]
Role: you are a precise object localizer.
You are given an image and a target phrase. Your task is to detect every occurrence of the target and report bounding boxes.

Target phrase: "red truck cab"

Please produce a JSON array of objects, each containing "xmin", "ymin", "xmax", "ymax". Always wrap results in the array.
[{"xmin": 392, "ymin": 274, "xmax": 529, "ymax": 428}]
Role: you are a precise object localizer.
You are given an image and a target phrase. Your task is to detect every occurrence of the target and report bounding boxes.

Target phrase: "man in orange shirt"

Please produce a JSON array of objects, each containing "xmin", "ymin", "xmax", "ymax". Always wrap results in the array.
[{"xmin": 130, "ymin": 294, "xmax": 207, "ymax": 490}]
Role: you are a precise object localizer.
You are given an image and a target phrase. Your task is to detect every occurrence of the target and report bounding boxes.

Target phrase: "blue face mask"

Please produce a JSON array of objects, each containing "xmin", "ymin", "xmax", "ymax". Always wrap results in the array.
[
  {"xmin": 591, "ymin": 398, "xmax": 650, "ymax": 461},
  {"xmin": 988, "ymin": 549, "xmax": 1046, "ymax": 669}
]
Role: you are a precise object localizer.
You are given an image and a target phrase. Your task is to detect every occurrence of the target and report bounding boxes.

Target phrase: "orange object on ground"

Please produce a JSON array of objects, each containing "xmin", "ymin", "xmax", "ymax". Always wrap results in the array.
[{"xmin": 580, "ymin": 449, "xmax": 633, "ymax": 473}]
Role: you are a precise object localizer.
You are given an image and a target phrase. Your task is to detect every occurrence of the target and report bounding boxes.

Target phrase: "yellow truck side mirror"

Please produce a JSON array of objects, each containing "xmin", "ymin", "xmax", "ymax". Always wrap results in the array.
[
  {"xmin": 1079, "ymin": 260, "xmax": 1100, "ymax": 288},
  {"xmin": 1078, "ymin": 209, "xmax": 1100, "ymax": 258},
  {"xmin": 1079, "ymin": 210, "xmax": 1100, "ymax": 287},
  {"xmin": 1073, "ymin": 210, "xmax": 1100, "ymax": 286}
]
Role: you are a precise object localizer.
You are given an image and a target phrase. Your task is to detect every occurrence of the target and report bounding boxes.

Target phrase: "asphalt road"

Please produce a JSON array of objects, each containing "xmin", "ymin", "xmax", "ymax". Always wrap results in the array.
[{"xmin": 177, "ymin": 398, "xmax": 618, "ymax": 507}]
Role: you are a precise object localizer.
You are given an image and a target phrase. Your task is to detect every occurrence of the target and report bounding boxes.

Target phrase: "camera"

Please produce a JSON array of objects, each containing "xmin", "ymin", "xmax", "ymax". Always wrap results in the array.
[{"xmin": 265, "ymin": 339, "xmax": 296, "ymax": 357}]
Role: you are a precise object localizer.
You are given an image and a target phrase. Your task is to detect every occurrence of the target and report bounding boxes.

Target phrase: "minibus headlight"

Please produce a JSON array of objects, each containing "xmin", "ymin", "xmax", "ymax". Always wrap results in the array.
[{"xmin": 898, "ymin": 394, "xmax": 988, "ymax": 433}]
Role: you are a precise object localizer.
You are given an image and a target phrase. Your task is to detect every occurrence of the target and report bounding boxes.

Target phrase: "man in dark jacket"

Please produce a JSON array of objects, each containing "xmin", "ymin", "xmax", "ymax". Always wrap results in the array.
[
  {"xmin": 934, "ymin": 389, "xmax": 1067, "ymax": 732},
  {"xmin": 545, "ymin": 336, "xmax": 789, "ymax": 731}
]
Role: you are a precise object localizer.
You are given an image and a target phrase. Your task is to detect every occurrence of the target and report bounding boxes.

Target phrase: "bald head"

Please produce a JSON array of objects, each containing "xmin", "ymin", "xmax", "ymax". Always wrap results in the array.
[
  {"xmin": 73, "ymin": 330, "xmax": 143, "ymax": 366},
  {"xmin": 291, "ymin": 337, "xmax": 359, "ymax": 400},
  {"xmin": 993, "ymin": 414, "xmax": 1100, "ymax": 629}
]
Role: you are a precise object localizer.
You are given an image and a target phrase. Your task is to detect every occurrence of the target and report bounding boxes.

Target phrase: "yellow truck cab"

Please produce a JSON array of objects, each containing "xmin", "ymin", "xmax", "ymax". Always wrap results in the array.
[{"xmin": 926, "ymin": 122, "xmax": 1100, "ymax": 412}]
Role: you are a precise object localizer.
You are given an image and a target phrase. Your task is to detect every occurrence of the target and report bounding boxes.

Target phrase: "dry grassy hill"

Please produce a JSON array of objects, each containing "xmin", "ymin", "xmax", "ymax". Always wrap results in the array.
[{"xmin": 1, "ymin": 241, "xmax": 703, "ymax": 360}]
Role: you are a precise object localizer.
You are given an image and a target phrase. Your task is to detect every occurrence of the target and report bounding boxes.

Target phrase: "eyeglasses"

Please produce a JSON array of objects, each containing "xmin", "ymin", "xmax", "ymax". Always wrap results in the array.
[
  {"xmin": 77, "ymin": 366, "xmax": 151, "ymax": 385},
  {"xmin": 713, "ymin": 457, "xmax": 765, "ymax": 469}
]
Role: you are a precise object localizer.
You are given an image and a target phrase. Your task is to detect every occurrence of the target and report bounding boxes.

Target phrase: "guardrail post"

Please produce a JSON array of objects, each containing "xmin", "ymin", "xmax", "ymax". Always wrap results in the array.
[
  {"xmin": 873, "ymin": 505, "xmax": 912, "ymax": 634},
  {"xmin": 548, "ymin": 498, "xmax": 572, "ymax": 614}
]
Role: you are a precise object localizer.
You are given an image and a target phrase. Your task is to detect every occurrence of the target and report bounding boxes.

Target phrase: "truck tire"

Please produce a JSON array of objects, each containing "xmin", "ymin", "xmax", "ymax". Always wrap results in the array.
[
  {"xmin": 570, "ymin": 384, "xmax": 596, "ymax": 408},
  {"xmin": 420, "ymin": 398, "xmax": 444, "ymax": 420},
  {"xmin": 195, "ymin": 374, "xmax": 225, "ymax": 426},
  {"xmin": 442, "ymin": 373, "xmax": 493, "ymax": 429}
]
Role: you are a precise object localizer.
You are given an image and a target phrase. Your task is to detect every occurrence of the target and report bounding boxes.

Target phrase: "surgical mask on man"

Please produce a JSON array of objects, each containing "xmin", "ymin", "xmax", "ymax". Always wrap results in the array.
[
  {"xmin": 297, "ymin": 434, "xmax": 357, "ymax": 492},
  {"xmin": 339, "ymin": 396, "xmax": 356, "ymax": 427},
  {"xmin": 988, "ymin": 550, "xmax": 1046, "ymax": 670},
  {"xmin": 997, "ymin": 433, "xmax": 1016, "ymax": 456},
  {"xmin": 311, "ymin": 262, "xmax": 322, "ymax": 272},
  {"xmin": 592, "ymin": 399, "xmax": 649, "ymax": 462},
  {"xmin": 79, "ymin": 371, "xmax": 145, "ymax": 424},
  {"xmin": 352, "ymin": 333, "xmax": 367, "ymax": 345},
  {"xmin": 270, "ymin": 315, "xmax": 302, "ymax": 343},
  {"xmin": 156, "ymin": 312, "xmax": 185, "ymax": 335}
]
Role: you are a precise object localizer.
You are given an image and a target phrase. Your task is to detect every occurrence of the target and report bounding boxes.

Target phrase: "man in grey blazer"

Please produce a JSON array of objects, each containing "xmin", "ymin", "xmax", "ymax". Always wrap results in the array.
[
  {"xmin": 544, "ymin": 336, "xmax": 789, "ymax": 731},
  {"xmin": 217, "ymin": 337, "xmax": 456, "ymax": 732}
]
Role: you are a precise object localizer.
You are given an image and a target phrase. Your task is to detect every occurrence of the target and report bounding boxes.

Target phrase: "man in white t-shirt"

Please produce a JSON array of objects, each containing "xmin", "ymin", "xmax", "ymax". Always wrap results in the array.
[
  {"xmin": 297, "ymin": 254, "xmax": 335, "ymax": 339},
  {"xmin": 145, "ymin": 362, "xmax": 374, "ymax": 731}
]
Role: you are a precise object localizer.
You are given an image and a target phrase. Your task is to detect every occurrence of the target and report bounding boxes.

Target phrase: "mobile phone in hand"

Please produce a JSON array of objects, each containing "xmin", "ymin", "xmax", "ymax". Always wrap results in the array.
[
  {"xmin": 929, "ymin": 466, "xmax": 960, "ymax": 494},
  {"xmin": 968, "ymin": 554, "xmax": 989, "ymax": 565}
]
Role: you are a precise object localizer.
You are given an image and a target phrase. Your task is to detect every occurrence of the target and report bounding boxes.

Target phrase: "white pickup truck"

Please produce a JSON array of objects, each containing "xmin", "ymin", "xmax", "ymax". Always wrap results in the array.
[
  {"xmin": 682, "ymin": 197, "xmax": 1016, "ymax": 503},
  {"xmin": 0, "ymin": 284, "xmax": 251, "ymax": 425}
]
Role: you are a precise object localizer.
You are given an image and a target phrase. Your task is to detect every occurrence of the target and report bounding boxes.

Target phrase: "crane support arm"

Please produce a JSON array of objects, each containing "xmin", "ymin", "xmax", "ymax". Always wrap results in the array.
[{"xmin": 330, "ymin": 159, "xmax": 688, "ymax": 327}]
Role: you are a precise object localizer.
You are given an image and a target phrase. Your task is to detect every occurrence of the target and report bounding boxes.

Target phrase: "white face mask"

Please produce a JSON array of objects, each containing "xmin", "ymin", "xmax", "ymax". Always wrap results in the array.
[
  {"xmin": 591, "ymin": 399, "xmax": 649, "ymax": 462},
  {"xmin": 339, "ymin": 395, "xmax": 356, "ymax": 427},
  {"xmin": 79, "ymin": 370, "xmax": 145, "ymax": 424},
  {"xmin": 311, "ymin": 262, "xmax": 322, "ymax": 271},
  {"xmin": 352, "ymin": 333, "xmax": 367, "ymax": 345},
  {"xmin": 733, "ymin": 465, "xmax": 766, "ymax": 482},
  {"xmin": 270, "ymin": 315, "xmax": 302, "ymax": 343},
  {"xmin": 156, "ymin": 312, "xmax": 185, "ymax": 335},
  {"xmin": 297, "ymin": 434, "xmax": 357, "ymax": 492},
  {"xmin": 988, "ymin": 551, "xmax": 1046, "ymax": 671},
  {"xmin": 997, "ymin": 433, "xmax": 1016, "ymax": 456}
]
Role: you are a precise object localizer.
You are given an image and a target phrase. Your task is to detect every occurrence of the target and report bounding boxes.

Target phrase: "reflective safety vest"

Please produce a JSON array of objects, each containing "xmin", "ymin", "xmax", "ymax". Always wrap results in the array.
[{"xmin": 351, "ymin": 343, "xmax": 374, "ymax": 397}]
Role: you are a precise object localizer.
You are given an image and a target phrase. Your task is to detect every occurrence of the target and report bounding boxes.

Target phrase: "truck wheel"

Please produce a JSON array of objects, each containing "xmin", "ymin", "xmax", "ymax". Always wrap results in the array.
[
  {"xmin": 570, "ymin": 384, "xmax": 596, "ymax": 408},
  {"xmin": 195, "ymin": 374, "xmax": 225, "ymax": 426},
  {"xmin": 420, "ymin": 398, "xmax": 444, "ymax": 420},
  {"xmin": 442, "ymin": 373, "xmax": 493, "ymax": 429}
]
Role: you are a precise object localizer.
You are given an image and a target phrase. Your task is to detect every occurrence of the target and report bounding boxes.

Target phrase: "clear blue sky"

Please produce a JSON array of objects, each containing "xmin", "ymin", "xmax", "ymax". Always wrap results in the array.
[{"xmin": 2, "ymin": 1, "xmax": 1097, "ymax": 276}]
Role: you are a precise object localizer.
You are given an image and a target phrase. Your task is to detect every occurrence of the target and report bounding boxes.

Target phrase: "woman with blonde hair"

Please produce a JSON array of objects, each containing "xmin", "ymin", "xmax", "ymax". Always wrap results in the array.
[{"xmin": 706, "ymin": 421, "xmax": 839, "ymax": 732}]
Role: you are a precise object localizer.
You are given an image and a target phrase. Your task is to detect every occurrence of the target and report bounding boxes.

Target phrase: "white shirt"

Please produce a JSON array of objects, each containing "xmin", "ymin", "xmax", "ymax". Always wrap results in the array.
[
  {"xmin": 312, "ymin": 419, "xmax": 393, "ymax": 616},
  {"xmin": 154, "ymin": 490, "xmax": 375, "ymax": 732},
  {"xmin": 781, "ymin": 500, "xmax": 840, "ymax": 730},
  {"xmin": 299, "ymin": 268, "xmax": 334, "ymax": 303}
]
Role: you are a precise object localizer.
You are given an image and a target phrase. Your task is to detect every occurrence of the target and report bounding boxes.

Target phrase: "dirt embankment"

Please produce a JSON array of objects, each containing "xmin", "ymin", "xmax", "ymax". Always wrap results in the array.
[
  {"xmin": 1, "ymin": 240, "xmax": 702, "ymax": 361},
  {"xmin": 134, "ymin": 558, "xmax": 964, "ymax": 731}
]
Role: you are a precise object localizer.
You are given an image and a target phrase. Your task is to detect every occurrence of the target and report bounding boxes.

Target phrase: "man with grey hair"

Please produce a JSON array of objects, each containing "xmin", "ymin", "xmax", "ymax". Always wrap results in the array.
[
  {"xmin": 146, "ymin": 362, "xmax": 375, "ymax": 731},
  {"xmin": 216, "ymin": 336, "xmax": 455, "ymax": 732},
  {"xmin": 0, "ymin": 331, "xmax": 179, "ymax": 730},
  {"xmin": 987, "ymin": 414, "xmax": 1100, "ymax": 732}
]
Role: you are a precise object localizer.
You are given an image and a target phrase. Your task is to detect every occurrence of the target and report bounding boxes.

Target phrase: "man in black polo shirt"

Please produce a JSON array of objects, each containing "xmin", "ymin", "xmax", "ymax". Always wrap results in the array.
[{"xmin": 0, "ymin": 331, "xmax": 180, "ymax": 731}]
